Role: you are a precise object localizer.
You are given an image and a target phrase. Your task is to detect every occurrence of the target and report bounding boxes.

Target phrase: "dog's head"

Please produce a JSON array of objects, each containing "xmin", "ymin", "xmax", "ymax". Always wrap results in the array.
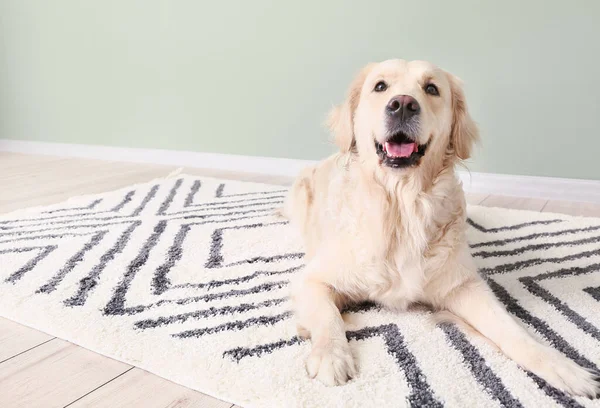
[{"xmin": 329, "ymin": 59, "xmax": 478, "ymax": 176}]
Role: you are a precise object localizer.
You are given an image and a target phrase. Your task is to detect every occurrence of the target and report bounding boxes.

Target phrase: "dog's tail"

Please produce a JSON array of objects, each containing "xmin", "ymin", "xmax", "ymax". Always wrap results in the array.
[{"xmin": 280, "ymin": 166, "xmax": 316, "ymax": 226}]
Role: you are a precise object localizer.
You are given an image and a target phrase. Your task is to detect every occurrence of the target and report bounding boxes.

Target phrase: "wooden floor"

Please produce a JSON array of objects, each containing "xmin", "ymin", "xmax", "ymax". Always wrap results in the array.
[{"xmin": 1, "ymin": 152, "xmax": 599, "ymax": 408}]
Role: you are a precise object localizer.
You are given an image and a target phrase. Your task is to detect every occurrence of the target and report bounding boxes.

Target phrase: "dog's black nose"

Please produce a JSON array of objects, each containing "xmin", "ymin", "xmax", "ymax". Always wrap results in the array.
[{"xmin": 386, "ymin": 95, "xmax": 420, "ymax": 121}]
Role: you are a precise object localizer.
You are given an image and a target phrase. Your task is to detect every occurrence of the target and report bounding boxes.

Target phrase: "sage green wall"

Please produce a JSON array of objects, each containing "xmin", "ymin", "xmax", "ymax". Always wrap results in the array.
[{"xmin": 1, "ymin": 1, "xmax": 599, "ymax": 180}]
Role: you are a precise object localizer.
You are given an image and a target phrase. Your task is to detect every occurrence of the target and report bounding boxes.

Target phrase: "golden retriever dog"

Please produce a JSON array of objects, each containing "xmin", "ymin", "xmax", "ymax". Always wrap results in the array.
[{"xmin": 283, "ymin": 59, "xmax": 599, "ymax": 397}]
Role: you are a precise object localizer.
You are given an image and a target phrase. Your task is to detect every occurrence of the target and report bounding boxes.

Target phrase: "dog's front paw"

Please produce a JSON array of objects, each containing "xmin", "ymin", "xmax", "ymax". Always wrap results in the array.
[
  {"xmin": 306, "ymin": 343, "xmax": 356, "ymax": 386},
  {"xmin": 535, "ymin": 351, "xmax": 600, "ymax": 398}
]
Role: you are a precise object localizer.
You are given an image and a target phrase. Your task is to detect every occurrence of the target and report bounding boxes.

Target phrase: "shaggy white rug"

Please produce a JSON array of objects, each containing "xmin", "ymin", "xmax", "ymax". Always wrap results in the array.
[{"xmin": 1, "ymin": 174, "xmax": 599, "ymax": 408}]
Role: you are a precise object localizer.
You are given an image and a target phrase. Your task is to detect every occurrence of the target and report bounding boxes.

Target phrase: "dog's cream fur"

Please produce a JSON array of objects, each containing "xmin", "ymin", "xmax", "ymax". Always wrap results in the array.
[{"xmin": 284, "ymin": 59, "xmax": 599, "ymax": 397}]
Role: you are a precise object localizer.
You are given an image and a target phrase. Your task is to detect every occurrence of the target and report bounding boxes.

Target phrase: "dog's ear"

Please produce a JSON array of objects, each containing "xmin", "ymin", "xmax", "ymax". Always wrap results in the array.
[
  {"xmin": 446, "ymin": 73, "xmax": 479, "ymax": 160},
  {"xmin": 327, "ymin": 63, "xmax": 375, "ymax": 153}
]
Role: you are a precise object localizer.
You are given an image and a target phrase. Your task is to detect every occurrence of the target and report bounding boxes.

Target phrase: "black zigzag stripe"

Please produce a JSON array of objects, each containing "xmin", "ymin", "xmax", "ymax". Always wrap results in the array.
[
  {"xmin": 0, "ymin": 231, "xmax": 97, "ymax": 245},
  {"xmin": 474, "ymin": 278, "xmax": 594, "ymax": 407},
  {"xmin": 37, "ymin": 231, "xmax": 108, "ymax": 294},
  {"xmin": 130, "ymin": 184, "xmax": 160, "ymax": 216},
  {"xmin": 223, "ymin": 335, "xmax": 303, "ymax": 362},
  {"xmin": 520, "ymin": 262, "xmax": 600, "ymax": 341},
  {"xmin": 109, "ymin": 190, "xmax": 136, "ymax": 212},
  {"xmin": 187, "ymin": 195, "xmax": 287, "ymax": 208},
  {"xmin": 224, "ymin": 253, "xmax": 303, "ymax": 268},
  {"xmin": 152, "ymin": 221, "xmax": 296, "ymax": 295},
  {"xmin": 471, "ymin": 224, "xmax": 600, "ymax": 249},
  {"xmin": 184, "ymin": 180, "xmax": 202, "ymax": 207},
  {"xmin": 223, "ymin": 324, "xmax": 443, "ymax": 407},
  {"xmin": 0, "ymin": 191, "xmax": 136, "ymax": 225},
  {"xmin": 103, "ymin": 220, "xmax": 169, "ymax": 316},
  {"xmin": 171, "ymin": 200, "xmax": 284, "ymax": 217},
  {"xmin": 64, "ymin": 221, "xmax": 142, "ymax": 307},
  {"xmin": 172, "ymin": 311, "xmax": 293, "ymax": 338},
  {"xmin": 157, "ymin": 178, "xmax": 183, "ymax": 215},
  {"xmin": 108, "ymin": 275, "xmax": 288, "ymax": 316},
  {"xmin": 441, "ymin": 324, "xmax": 523, "ymax": 408},
  {"xmin": 38, "ymin": 190, "xmax": 134, "ymax": 216},
  {"xmin": 140, "ymin": 297, "xmax": 377, "ymax": 333},
  {"xmin": 134, "ymin": 297, "xmax": 288, "ymax": 330},
  {"xmin": 165, "ymin": 207, "xmax": 277, "ymax": 222},
  {"xmin": 0, "ymin": 220, "xmax": 145, "ymax": 237},
  {"xmin": 467, "ymin": 218, "xmax": 563, "ymax": 233},
  {"xmin": 152, "ymin": 223, "xmax": 192, "ymax": 295},
  {"xmin": 215, "ymin": 183, "xmax": 225, "ymax": 198},
  {"xmin": 583, "ymin": 286, "xmax": 600, "ymax": 301},
  {"xmin": 3, "ymin": 246, "xmax": 57, "ymax": 283},
  {"xmin": 473, "ymin": 234, "xmax": 600, "ymax": 259},
  {"xmin": 204, "ymin": 221, "xmax": 293, "ymax": 269},
  {"xmin": 346, "ymin": 325, "xmax": 445, "ymax": 408},
  {"xmin": 185, "ymin": 180, "xmax": 284, "ymax": 205},
  {"xmin": 159, "ymin": 281, "xmax": 288, "ymax": 309},
  {"xmin": 487, "ymin": 279, "xmax": 598, "ymax": 371},
  {"xmin": 0, "ymin": 204, "xmax": 274, "ymax": 232},
  {"xmin": 42, "ymin": 198, "xmax": 103, "ymax": 214},
  {"xmin": 480, "ymin": 248, "xmax": 600, "ymax": 275},
  {"xmin": 102, "ymin": 214, "xmax": 290, "ymax": 316},
  {"xmin": 525, "ymin": 372, "xmax": 584, "ymax": 408},
  {"xmin": 0, "ymin": 185, "xmax": 159, "ymax": 230},
  {"xmin": 172, "ymin": 266, "xmax": 302, "ymax": 291},
  {"xmin": 341, "ymin": 301, "xmax": 380, "ymax": 314},
  {"xmin": 215, "ymin": 186, "xmax": 288, "ymax": 198}
]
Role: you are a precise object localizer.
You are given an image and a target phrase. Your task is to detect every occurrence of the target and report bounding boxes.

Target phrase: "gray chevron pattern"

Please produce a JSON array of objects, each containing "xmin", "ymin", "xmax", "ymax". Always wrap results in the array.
[{"xmin": 0, "ymin": 175, "xmax": 599, "ymax": 408}]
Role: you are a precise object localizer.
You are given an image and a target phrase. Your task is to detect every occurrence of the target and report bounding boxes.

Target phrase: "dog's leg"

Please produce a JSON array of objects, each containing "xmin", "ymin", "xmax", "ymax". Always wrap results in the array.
[
  {"xmin": 291, "ymin": 266, "xmax": 356, "ymax": 386},
  {"xmin": 442, "ymin": 275, "xmax": 600, "ymax": 398}
]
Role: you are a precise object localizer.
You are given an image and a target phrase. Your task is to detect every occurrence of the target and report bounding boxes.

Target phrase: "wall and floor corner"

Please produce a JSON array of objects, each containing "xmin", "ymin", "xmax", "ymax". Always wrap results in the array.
[{"xmin": 1, "ymin": 2, "xmax": 599, "ymax": 185}]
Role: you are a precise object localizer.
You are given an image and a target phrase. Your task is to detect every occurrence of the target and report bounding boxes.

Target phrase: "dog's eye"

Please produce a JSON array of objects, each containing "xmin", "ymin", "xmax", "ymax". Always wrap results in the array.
[
  {"xmin": 424, "ymin": 83, "xmax": 439, "ymax": 96},
  {"xmin": 373, "ymin": 81, "xmax": 388, "ymax": 92}
]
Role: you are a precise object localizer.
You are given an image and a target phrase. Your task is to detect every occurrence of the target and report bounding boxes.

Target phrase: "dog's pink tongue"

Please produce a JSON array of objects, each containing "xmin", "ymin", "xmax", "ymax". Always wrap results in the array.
[{"xmin": 385, "ymin": 142, "xmax": 417, "ymax": 158}]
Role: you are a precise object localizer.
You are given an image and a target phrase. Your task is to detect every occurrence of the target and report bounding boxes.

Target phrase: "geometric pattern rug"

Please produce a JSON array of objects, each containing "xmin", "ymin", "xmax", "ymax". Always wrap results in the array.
[{"xmin": 0, "ymin": 174, "xmax": 599, "ymax": 408}]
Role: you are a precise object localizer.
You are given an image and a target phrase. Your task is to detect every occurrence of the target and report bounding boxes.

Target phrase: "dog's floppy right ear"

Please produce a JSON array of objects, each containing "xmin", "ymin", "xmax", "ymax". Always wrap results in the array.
[
  {"xmin": 446, "ymin": 72, "xmax": 479, "ymax": 160},
  {"xmin": 327, "ymin": 63, "xmax": 375, "ymax": 153}
]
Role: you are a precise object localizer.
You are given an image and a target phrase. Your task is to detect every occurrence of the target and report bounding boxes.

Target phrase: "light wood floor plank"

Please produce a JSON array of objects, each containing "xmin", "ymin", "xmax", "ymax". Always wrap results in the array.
[
  {"xmin": 0, "ymin": 154, "xmax": 293, "ymax": 214},
  {"xmin": 0, "ymin": 318, "xmax": 54, "ymax": 363},
  {"xmin": 542, "ymin": 200, "xmax": 600, "ymax": 218},
  {"xmin": 479, "ymin": 195, "xmax": 548, "ymax": 211},
  {"xmin": 0, "ymin": 339, "xmax": 131, "ymax": 408},
  {"xmin": 66, "ymin": 368, "xmax": 233, "ymax": 408}
]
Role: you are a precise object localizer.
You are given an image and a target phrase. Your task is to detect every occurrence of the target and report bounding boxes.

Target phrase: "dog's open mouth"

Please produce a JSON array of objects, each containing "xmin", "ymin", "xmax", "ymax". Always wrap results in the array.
[{"xmin": 375, "ymin": 132, "xmax": 428, "ymax": 168}]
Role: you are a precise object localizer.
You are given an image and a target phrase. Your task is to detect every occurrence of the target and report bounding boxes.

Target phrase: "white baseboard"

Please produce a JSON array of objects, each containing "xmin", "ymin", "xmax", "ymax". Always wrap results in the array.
[
  {"xmin": 0, "ymin": 139, "xmax": 315, "ymax": 178},
  {"xmin": 2, "ymin": 139, "xmax": 599, "ymax": 203},
  {"xmin": 456, "ymin": 172, "xmax": 600, "ymax": 204}
]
